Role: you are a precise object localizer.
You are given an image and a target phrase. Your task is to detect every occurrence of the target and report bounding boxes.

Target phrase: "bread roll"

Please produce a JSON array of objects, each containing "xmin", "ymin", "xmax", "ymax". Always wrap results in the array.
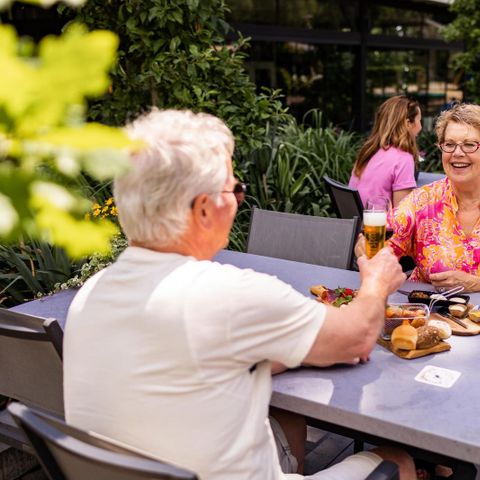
[
  {"xmin": 416, "ymin": 326, "xmax": 441, "ymax": 349},
  {"xmin": 427, "ymin": 320, "xmax": 452, "ymax": 339},
  {"xmin": 391, "ymin": 324, "xmax": 417, "ymax": 350},
  {"xmin": 411, "ymin": 317, "xmax": 427, "ymax": 328}
]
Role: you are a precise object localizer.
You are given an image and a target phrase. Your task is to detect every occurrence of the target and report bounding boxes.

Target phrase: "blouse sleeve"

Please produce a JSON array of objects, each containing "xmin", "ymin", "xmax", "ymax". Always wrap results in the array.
[
  {"xmin": 387, "ymin": 190, "xmax": 417, "ymax": 257},
  {"xmin": 392, "ymin": 152, "xmax": 416, "ymax": 191}
]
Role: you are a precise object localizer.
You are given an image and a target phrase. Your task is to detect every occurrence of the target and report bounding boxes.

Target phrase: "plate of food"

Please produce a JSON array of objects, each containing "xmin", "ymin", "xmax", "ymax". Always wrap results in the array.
[
  {"xmin": 430, "ymin": 304, "xmax": 480, "ymax": 336},
  {"xmin": 310, "ymin": 284, "xmax": 357, "ymax": 307},
  {"xmin": 378, "ymin": 303, "xmax": 451, "ymax": 359}
]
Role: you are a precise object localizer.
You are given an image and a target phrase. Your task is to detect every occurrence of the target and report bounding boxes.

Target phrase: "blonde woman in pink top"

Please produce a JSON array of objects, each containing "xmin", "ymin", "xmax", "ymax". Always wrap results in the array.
[{"xmin": 349, "ymin": 95, "xmax": 422, "ymax": 207}]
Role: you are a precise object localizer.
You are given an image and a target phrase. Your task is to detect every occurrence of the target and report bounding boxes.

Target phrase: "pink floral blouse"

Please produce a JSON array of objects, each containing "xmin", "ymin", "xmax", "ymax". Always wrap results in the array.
[{"xmin": 387, "ymin": 177, "xmax": 480, "ymax": 283}]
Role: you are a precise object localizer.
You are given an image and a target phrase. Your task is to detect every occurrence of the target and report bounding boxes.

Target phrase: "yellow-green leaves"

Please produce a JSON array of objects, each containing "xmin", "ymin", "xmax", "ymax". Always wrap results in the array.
[
  {"xmin": 0, "ymin": 0, "xmax": 85, "ymax": 10},
  {"xmin": 0, "ymin": 22, "xmax": 132, "ymax": 257},
  {"xmin": 1, "ymin": 25, "xmax": 119, "ymax": 136}
]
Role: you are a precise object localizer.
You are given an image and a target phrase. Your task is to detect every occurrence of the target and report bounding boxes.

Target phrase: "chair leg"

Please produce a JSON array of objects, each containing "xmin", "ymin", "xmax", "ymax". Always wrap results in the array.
[{"xmin": 353, "ymin": 439, "xmax": 364, "ymax": 453}]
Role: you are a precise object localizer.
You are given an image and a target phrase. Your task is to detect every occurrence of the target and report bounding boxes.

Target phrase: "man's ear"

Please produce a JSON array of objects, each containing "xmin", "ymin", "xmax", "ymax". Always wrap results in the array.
[{"xmin": 191, "ymin": 193, "xmax": 214, "ymax": 229}]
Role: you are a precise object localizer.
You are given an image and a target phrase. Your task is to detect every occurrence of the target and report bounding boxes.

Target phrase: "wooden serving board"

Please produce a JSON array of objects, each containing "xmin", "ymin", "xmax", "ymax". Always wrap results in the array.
[
  {"xmin": 430, "ymin": 312, "xmax": 480, "ymax": 336},
  {"xmin": 377, "ymin": 337, "xmax": 451, "ymax": 359}
]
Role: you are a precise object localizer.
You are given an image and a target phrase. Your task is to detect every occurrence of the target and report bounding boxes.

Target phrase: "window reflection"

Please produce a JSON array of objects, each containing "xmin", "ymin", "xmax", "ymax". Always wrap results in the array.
[{"xmin": 227, "ymin": 0, "xmax": 462, "ymax": 129}]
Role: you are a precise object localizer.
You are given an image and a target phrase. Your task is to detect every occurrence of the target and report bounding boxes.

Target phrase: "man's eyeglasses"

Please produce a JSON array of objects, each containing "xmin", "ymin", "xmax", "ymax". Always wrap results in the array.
[
  {"xmin": 439, "ymin": 141, "xmax": 480, "ymax": 154},
  {"xmin": 221, "ymin": 182, "xmax": 247, "ymax": 206}
]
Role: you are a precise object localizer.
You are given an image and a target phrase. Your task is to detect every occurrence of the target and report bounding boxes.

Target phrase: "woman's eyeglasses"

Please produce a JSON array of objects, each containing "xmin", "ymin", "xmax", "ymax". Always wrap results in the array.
[
  {"xmin": 439, "ymin": 141, "xmax": 480, "ymax": 154},
  {"xmin": 221, "ymin": 182, "xmax": 247, "ymax": 206}
]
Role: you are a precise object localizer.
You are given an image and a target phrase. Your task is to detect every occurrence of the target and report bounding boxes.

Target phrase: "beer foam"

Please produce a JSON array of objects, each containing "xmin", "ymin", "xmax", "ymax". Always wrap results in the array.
[{"xmin": 363, "ymin": 211, "xmax": 387, "ymax": 226}]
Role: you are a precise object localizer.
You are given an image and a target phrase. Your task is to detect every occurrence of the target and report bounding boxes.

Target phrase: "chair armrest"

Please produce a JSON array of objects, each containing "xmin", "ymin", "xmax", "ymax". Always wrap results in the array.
[{"xmin": 364, "ymin": 460, "xmax": 399, "ymax": 480}]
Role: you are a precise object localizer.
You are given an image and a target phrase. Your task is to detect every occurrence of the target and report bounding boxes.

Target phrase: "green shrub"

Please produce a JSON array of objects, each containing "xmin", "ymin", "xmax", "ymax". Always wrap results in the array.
[
  {"xmin": 64, "ymin": 0, "xmax": 289, "ymax": 158},
  {"xmin": 443, "ymin": 0, "xmax": 480, "ymax": 102},
  {"xmin": 0, "ymin": 240, "xmax": 84, "ymax": 307},
  {"xmin": 231, "ymin": 110, "xmax": 361, "ymax": 251},
  {"xmin": 418, "ymin": 129, "xmax": 443, "ymax": 173}
]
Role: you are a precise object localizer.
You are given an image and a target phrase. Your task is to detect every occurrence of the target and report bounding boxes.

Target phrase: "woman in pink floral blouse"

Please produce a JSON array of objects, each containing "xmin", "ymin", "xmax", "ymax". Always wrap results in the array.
[
  {"xmin": 357, "ymin": 103, "xmax": 480, "ymax": 291},
  {"xmin": 388, "ymin": 103, "xmax": 480, "ymax": 291}
]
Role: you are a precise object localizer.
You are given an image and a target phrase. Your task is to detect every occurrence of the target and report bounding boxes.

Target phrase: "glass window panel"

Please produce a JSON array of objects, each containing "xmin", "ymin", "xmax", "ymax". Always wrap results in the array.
[
  {"xmin": 369, "ymin": 6, "xmax": 450, "ymax": 40},
  {"xmin": 245, "ymin": 41, "xmax": 354, "ymax": 128},
  {"xmin": 227, "ymin": 0, "xmax": 358, "ymax": 31}
]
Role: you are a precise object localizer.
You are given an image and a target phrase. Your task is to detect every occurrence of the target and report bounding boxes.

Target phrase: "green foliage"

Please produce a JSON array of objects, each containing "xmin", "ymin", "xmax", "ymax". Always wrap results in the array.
[
  {"xmin": 0, "ymin": 239, "xmax": 83, "ymax": 306},
  {"xmin": 0, "ymin": 0, "xmax": 83, "ymax": 9},
  {"xmin": 0, "ymin": 21, "xmax": 134, "ymax": 257},
  {"xmin": 443, "ymin": 0, "xmax": 479, "ymax": 101},
  {"xmin": 35, "ymin": 110, "xmax": 361, "ymax": 283},
  {"xmin": 418, "ymin": 129, "xmax": 443, "ymax": 173},
  {"xmin": 231, "ymin": 111, "xmax": 361, "ymax": 251},
  {"xmin": 47, "ymin": 233, "xmax": 127, "ymax": 294},
  {"xmin": 66, "ymin": 0, "xmax": 289, "ymax": 156}
]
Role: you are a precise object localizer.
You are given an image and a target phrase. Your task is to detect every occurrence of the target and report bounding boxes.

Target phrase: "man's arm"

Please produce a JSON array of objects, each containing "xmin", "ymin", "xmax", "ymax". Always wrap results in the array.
[{"xmin": 303, "ymin": 248, "xmax": 405, "ymax": 366}]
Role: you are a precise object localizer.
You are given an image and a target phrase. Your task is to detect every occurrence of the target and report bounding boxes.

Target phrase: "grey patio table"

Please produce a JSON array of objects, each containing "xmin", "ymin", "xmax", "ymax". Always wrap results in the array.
[{"xmin": 10, "ymin": 250, "xmax": 480, "ymax": 468}]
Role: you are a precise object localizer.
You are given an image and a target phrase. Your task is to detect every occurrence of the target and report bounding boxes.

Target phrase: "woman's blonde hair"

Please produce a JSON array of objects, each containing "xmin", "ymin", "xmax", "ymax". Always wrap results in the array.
[
  {"xmin": 435, "ymin": 103, "xmax": 480, "ymax": 143},
  {"xmin": 353, "ymin": 95, "xmax": 420, "ymax": 178}
]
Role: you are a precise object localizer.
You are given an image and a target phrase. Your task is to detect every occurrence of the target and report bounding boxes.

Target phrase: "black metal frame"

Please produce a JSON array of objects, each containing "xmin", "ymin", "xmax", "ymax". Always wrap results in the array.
[{"xmin": 323, "ymin": 175, "xmax": 364, "ymax": 221}]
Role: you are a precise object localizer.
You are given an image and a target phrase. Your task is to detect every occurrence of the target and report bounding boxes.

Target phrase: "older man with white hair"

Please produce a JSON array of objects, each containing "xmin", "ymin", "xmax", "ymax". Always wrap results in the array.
[{"xmin": 63, "ymin": 109, "xmax": 416, "ymax": 480}]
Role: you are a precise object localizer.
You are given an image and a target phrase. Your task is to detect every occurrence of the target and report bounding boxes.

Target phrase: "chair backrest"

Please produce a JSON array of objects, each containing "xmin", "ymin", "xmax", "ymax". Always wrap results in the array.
[
  {"xmin": 247, "ymin": 208, "xmax": 358, "ymax": 270},
  {"xmin": 323, "ymin": 175, "xmax": 364, "ymax": 220},
  {"xmin": 8, "ymin": 402, "xmax": 198, "ymax": 480},
  {"xmin": 0, "ymin": 309, "xmax": 64, "ymax": 417}
]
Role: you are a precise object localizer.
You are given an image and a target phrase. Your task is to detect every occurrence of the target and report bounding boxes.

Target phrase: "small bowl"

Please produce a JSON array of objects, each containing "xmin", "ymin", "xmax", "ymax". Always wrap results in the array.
[
  {"xmin": 383, "ymin": 303, "xmax": 430, "ymax": 340},
  {"xmin": 468, "ymin": 310, "xmax": 480, "ymax": 323},
  {"xmin": 448, "ymin": 304, "xmax": 468, "ymax": 318}
]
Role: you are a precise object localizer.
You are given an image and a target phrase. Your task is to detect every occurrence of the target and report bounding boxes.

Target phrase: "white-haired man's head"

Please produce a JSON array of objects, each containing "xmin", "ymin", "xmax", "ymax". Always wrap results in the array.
[{"xmin": 114, "ymin": 109, "xmax": 235, "ymax": 247}]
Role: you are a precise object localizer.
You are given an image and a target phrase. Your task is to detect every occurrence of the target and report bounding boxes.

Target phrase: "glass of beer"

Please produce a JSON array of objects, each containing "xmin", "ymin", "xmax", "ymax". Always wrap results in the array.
[{"xmin": 363, "ymin": 197, "xmax": 390, "ymax": 259}]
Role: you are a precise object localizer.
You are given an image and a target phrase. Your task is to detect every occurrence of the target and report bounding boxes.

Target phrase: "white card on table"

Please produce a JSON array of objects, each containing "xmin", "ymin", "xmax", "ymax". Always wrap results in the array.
[{"xmin": 414, "ymin": 365, "xmax": 461, "ymax": 388}]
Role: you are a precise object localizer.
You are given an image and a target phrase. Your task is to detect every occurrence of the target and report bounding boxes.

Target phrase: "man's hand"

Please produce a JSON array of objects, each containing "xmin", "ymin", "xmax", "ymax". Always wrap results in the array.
[
  {"xmin": 357, "ymin": 247, "xmax": 406, "ymax": 300},
  {"xmin": 354, "ymin": 233, "xmax": 366, "ymax": 258},
  {"xmin": 430, "ymin": 270, "xmax": 480, "ymax": 292}
]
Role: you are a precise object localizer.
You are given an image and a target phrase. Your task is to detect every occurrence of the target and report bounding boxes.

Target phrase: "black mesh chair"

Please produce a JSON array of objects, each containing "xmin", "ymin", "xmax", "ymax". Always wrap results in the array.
[
  {"xmin": 0, "ymin": 310, "xmax": 64, "ymax": 452},
  {"xmin": 323, "ymin": 175, "xmax": 364, "ymax": 221},
  {"xmin": 247, "ymin": 208, "xmax": 359, "ymax": 270},
  {"xmin": 9, "ymin": 402, "xmax": 197, "ymax": 480}
]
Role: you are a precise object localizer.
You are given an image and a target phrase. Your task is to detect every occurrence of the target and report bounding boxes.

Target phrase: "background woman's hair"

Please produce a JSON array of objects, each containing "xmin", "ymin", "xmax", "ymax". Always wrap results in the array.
[
  {"xmin": 353, "ymin": 95, "xmax": 420, "ymax": 178},
  {"xmin": 435, "ymin": 103, "xmax": 480, "ymax": 144},
  {"xmin": 114, "ymin": 108, "xmax": 234, "ymax": 247}
]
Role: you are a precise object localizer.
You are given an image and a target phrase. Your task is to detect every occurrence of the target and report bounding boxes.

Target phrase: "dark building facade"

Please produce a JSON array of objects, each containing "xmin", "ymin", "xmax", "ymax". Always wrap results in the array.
[{"xmin": 227, "ymin": 0, "xmax": 462, "ymax": 131}]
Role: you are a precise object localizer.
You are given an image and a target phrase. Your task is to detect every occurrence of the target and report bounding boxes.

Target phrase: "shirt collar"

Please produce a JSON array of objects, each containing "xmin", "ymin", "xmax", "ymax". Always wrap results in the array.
[{"xmin": 444, "ymin": 177, "xmax": 458, "ymax": 213}]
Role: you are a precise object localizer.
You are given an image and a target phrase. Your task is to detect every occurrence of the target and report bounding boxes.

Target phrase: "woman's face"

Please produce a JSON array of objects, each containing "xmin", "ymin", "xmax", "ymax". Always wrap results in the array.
[
  {"xmin": 441, "ymin": 122, "xmax": 480, "ymax": 187},
  {"xmin": 407, "ymin": 107, "xmax": 422, "ymax": 138}
]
